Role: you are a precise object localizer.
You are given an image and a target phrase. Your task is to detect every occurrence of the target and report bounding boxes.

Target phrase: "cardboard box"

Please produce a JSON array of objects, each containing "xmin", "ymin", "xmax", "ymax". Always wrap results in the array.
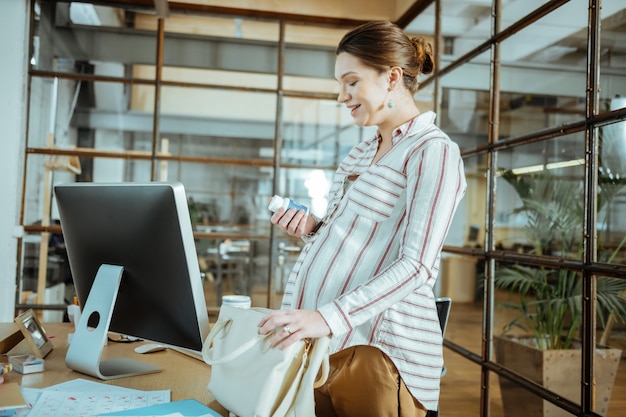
[{"xmin": 8, "ymin": 354, "xmax": 44, "ymax": 374}]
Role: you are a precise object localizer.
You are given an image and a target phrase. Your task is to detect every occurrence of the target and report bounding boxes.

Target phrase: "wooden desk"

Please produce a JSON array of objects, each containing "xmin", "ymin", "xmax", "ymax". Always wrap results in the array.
[{"xmin": 2, "ymin": 322, "xmax": 216, "ymax": 404}]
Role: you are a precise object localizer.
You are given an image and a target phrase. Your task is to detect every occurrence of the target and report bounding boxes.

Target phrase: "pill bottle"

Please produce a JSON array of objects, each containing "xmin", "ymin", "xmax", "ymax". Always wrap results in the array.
[{"xmin": 268, "ymin": 195, "xmax": 308, "ymax": 213}]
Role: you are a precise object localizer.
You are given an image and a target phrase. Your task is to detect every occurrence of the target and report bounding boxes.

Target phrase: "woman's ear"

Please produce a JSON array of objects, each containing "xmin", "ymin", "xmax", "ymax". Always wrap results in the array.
[{"xmin": 388, "ymin": 66, "xmax": 403, "ymax": 90}]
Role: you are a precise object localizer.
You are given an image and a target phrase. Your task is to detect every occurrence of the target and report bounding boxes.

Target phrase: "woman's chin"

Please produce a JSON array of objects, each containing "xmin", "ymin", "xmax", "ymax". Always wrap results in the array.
[{"xmin": 351, "ymin": 115, "xmax": 370, "ymax": 127}]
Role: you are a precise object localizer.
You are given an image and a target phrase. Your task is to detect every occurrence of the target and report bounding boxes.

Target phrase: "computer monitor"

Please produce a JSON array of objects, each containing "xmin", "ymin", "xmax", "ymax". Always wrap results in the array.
[{"xmin": 54, "ymin": 182, "xmax": 210, "ymax": 380}]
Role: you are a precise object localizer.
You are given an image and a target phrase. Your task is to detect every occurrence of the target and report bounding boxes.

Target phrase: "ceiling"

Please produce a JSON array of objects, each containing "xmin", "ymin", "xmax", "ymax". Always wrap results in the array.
[
  {"xmin": 411, "ymin": 0, "xmax": 625, "ymax": 67},
  {"xmin": 89, "ymin": 0, "xmax": 625, "ymax": 70}
]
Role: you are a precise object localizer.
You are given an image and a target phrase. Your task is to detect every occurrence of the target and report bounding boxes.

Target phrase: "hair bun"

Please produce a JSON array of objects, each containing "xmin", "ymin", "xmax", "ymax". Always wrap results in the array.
[{"xmin": 411, "ymin": 37, "xmax": 435, "ymax": 75}]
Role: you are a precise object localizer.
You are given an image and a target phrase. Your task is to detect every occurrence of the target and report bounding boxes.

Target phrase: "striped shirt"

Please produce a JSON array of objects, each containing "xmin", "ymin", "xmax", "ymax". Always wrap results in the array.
[{"xmin": 281, "ymin": 111, "xmax": 467, "ymax": 411}]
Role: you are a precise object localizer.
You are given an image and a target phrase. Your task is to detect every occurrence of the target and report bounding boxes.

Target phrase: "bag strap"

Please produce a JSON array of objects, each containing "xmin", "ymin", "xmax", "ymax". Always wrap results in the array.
[
  {"xmin": 202, "ymin": 319, "xmax": 268, "ymax": 365},
  {"xmin": 311, "ymin": 336, "xmax": 330, "ymax": 388},
  {"xmin": 314, "ymin": 355, "xmax": 329, "ymax": 388}
]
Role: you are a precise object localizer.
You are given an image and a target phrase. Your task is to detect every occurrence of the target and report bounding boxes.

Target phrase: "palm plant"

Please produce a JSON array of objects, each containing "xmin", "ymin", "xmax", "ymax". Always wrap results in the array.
[{"xmin": 495, "ymin": 170, "xmax": 626, "ymax": 350}]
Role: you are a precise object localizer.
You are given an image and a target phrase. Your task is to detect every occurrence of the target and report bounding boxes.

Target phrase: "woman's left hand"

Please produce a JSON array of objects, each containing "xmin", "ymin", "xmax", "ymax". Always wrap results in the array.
[
  {"xmin": 270, "ymin": 207, "xmax": 314, "ymax": 238},
  {"xmin": 258, "ymin": 309, "xmax": 331, "ymax": 349}
]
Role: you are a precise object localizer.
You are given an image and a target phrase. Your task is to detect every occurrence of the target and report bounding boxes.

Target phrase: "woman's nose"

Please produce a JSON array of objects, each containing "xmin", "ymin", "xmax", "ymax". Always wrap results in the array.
[{"xmin": 337, "ymin": 88, "xmax": 348, "ymax": 103}]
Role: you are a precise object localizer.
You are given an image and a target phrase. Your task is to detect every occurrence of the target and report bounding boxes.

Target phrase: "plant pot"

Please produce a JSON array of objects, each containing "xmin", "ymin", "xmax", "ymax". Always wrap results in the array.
[{"xmin": 494, "ymin": 334, "xmax": 622, "ymax": 417}]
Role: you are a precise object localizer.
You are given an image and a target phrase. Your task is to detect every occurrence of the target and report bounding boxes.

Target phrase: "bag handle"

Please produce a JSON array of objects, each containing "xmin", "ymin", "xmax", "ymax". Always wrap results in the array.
[
  {"xmin": 202, "ymin": 319, "xmax": 268, "ymax": 365},
  {"xmin": 314, "ymin": 353, "xmax": 329, "ymax": 388},
  {"xmin": 311, "ymin": 336, "xmax": 330, "ymax": 388}
]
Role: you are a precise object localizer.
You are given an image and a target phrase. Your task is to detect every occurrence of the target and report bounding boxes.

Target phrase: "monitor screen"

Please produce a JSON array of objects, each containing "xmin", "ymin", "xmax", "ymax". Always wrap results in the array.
[{"xmin": 55, "ymin": 182, "xmax": 210, "ymax": 379}]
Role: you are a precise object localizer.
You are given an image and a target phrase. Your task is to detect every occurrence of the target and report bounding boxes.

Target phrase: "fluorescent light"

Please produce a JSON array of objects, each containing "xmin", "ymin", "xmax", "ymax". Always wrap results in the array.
[
  {"xmin": 508, "ymin": 158, "xmax": 584, "ymax": 175},
  {"xmin": 510, "ymin": 164, "xmax": 545, "ymax": 175},
  {"xmin": 545, "ymin": 158, "xmax": 584, "ymax": 170}
]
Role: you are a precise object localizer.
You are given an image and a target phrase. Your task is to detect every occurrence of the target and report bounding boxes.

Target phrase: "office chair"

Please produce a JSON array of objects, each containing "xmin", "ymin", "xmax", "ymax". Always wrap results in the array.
[
  {"xmin": 435, "ymin": 297, "xmax": 452, "ymax": 376},
  {"xmin": 426, "ymin": 297, "xmax": 452, "ymax": 417}
]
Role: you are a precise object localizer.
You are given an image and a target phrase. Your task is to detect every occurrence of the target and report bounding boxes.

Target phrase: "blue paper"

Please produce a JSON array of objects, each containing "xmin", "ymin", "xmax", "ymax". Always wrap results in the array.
[{"xmin": 98, "ymin": 399, "xmax": 221, "ymax": 417}]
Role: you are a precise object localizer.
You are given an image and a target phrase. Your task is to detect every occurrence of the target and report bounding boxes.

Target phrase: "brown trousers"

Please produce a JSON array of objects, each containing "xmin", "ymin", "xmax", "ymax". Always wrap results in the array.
[{"xmin": 314, "ymin": 345, "xmax": 428, "ymax": 417}]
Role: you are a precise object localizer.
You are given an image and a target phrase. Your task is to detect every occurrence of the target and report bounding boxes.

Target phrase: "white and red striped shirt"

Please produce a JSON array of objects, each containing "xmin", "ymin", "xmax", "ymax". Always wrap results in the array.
[{"xmin": 281, "ymin": 111, "xmax": 466, "ymax": 411}]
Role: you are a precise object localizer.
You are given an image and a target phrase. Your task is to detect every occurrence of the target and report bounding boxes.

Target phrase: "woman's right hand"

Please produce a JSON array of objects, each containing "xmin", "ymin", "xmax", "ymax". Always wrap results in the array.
[{"xmin": 271, "ymin": 207, "xmax": 315, "ymax": 238}]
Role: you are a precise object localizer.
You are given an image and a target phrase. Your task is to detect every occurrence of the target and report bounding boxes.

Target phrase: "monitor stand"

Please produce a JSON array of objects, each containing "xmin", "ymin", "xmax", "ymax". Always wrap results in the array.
[{"xmin": 65, "ymin": 264, "xmax": 162, "ymax": 380}]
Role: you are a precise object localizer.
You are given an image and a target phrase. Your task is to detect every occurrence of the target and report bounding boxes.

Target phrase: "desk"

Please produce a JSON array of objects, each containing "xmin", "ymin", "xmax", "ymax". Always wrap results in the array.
[{"xmin": 2, "ymin": 322, "xmax": 228, "ymax": 414}]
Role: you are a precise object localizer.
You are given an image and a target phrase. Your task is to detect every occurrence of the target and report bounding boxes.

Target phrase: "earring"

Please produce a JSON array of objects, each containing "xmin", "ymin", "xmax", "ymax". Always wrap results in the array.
[{"xmin": 387, "ymin": 85, "xmax": 394, "ymax": 108}]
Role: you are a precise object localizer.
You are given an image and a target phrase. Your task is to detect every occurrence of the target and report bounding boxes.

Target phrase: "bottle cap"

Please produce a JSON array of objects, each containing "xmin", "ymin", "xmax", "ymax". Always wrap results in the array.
[{"xmin": 268, "ymin": 195, "xmax": 284, "ymax": 212}]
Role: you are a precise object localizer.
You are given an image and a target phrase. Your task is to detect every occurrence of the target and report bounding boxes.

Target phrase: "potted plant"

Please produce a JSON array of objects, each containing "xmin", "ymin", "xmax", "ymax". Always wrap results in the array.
[{"xmin": 494, "ymin": 169, "xmax": 626, "ymax": 417}]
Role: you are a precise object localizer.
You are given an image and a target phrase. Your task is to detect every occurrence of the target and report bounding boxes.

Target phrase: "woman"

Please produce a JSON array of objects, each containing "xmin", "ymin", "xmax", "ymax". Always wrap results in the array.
[{"xmin": 258, "ymin": 21, "xmax": 466, "ymax": 417}]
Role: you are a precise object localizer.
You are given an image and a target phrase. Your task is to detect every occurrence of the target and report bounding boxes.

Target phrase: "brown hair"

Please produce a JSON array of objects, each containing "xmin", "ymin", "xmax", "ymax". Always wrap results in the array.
[{"xmin": 336, "ymin": 21, "xmax": 434, "ymax": 95}]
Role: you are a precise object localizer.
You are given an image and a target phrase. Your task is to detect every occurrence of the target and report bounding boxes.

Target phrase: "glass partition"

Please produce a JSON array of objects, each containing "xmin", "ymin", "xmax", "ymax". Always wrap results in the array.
[
  {"xmin": 156, "ymin": 85, "xmax": 277, "ymax": 162},
  {"xmin": 32, "ymin": 1, "xmax": 157, "ymax": 74},
  {"xmin": 461, "ymin": 154, "xmax": 487, "ymax": 249},
  {"xmin": 27, "ymin": 76, "xmax": 63, "ymax": 148},
  {"xmin": 495, "ymin": 134, "xmax": 585, "ymax": 257},
  {"xmin": 598, "ymin": 121, "xmax": 626, "ymax": 265},
  {"xmin": 600, "ymin": 0, "xmax": 626, "ymax": 105},
  {"xmin": 17, "ymin": 230, "xmax": 70, "ymax": 322},
  {"xmin": 497, "ymin": 0, "xmax": 587, "ymax": 139},
  {"xmin": 499, "ymin": 92, "xmax": 585, "ymax": 140},
  {"xmin": 500, "ymin": 0, "xmax": 551, "ymax": 29},
  {"xmin": 28, "ymin": 77, "xmax": 156, "ymax": 151},
  {"xmin": 438, "ymin": 0, "xmax": 489, "ymax": 59},
  {"xmin": 281, "ymin": 96, "xmax": 369, "ymax": 167},
  {"xmin": 438, "ymin": 51, "xmax": 491, "ymax": 151}
]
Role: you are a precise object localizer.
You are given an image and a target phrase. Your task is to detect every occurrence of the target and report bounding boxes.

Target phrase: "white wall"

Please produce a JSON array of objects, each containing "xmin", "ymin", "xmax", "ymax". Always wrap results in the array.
[{"xmin": 0, "ymin": 1, "xmax": 29, "ymax": 322}]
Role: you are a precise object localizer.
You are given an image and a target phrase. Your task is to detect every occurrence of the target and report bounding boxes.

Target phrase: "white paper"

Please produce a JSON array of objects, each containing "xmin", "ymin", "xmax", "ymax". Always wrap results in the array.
[
  {"xmin": 16, "ymin": 378, "xmax": 170, "ymax": 417},
  {"xmin": 99, "ymin": 414, "xmax": 183, "ymax": 417}
]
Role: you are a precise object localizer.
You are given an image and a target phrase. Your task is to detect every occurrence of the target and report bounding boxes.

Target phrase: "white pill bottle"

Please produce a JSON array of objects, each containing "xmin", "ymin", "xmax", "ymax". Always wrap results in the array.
[{"xmin": 268, "ymin": 195, "xmax": 309, "ymax": 213}]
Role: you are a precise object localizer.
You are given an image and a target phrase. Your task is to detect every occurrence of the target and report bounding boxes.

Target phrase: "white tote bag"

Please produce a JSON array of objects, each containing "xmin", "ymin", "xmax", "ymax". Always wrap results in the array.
[{"xmin": 202, "ymin": 306, "xmax": 330, "ymax": 417}]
